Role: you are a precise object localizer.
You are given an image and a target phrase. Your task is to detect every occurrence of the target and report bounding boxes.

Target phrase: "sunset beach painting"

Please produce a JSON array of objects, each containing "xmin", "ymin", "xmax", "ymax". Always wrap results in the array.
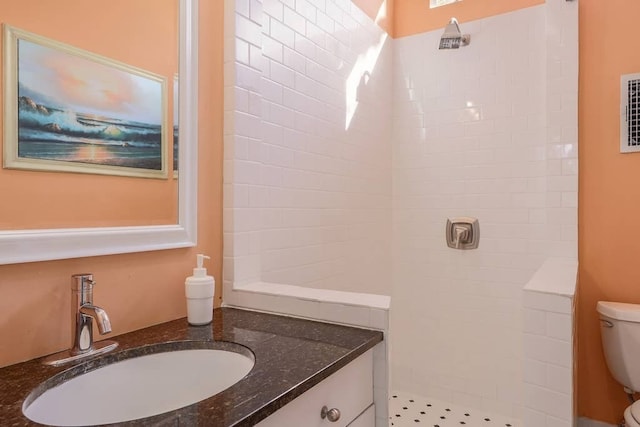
[{"xmin": 3, "ymin": 25, "xmax": 168, "ymax": 179}]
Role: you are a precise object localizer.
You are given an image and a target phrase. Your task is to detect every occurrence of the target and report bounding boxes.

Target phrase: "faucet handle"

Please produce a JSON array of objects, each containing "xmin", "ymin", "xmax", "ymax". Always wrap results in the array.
[{"xmin": 71, "ymin": 273, "xmax": 95, "ymax": 291}]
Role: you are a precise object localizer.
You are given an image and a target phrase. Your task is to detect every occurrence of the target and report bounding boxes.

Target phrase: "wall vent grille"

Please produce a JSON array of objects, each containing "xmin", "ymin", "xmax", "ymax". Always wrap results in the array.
[{"xmin": 621, "ymin": 73, "xmax": 640, "ymax": 153}]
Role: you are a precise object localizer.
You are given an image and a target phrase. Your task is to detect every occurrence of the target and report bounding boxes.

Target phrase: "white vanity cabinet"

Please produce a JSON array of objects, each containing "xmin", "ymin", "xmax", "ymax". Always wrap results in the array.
[
  {"xmin": 345, "ymin": 404, "xmax": 375, "ymax": 427},
  {"xmin": 256, "ymin": 350, "xmax": 374, "ymax": 427}
]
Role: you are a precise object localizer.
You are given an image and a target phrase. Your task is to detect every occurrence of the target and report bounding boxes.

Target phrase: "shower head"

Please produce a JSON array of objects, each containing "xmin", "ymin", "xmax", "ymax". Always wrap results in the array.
[{"xmin": 439, "ymin": 17, "xmax": 470, "ymax": 50}]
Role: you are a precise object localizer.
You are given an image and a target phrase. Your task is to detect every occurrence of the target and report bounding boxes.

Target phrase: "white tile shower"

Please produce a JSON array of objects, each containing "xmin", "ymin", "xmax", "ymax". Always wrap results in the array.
[
  {"xmin": 224, "ymin": 0, "xmax": 393, "ymax": 296},
  {"xmin": 391, "ymin": 6, "xmax": 548, "ymax": 418},
  {"xmin": 224, "ymin": 1, "xmax": 393, "ymax": 424},
  {"xmin": 223, "ymin": 0, "xmax": 579, "ymax": 425}
]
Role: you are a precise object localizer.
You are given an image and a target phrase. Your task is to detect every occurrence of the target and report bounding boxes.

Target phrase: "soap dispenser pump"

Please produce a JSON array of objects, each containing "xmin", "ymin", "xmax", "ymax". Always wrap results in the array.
[{"xmin": 185, "ymin": 254, "xmax": 215, "ymax": 325}]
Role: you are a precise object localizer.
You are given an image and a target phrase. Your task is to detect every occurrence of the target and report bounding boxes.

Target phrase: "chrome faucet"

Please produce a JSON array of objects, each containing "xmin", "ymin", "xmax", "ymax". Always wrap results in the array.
[
  {"xmin": 43, "ymin": 274, "xmax": 118, "ymax": 366},
  {"xmin": 71, "ymin": 274, "xmax": 113, "ymax": 354}
]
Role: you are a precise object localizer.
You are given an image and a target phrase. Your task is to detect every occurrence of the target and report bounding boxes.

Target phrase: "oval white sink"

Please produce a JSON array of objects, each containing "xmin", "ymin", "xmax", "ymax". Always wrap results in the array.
[{"xmin": 23, "ymin": 344, "xmax": 254, "ymax": 426}]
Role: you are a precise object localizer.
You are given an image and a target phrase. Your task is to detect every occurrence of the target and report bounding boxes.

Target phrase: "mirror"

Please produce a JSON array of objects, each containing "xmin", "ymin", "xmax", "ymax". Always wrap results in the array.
[{"xmin": 0, "ymin": 0, "xmax": 198, "ymax": 264}]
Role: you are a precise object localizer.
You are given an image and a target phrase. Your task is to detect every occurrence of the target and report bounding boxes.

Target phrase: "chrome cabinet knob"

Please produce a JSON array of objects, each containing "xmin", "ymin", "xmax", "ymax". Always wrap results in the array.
[{"xmin": 320, "ymin": 405, "xmax": 341, "ymax": 422}]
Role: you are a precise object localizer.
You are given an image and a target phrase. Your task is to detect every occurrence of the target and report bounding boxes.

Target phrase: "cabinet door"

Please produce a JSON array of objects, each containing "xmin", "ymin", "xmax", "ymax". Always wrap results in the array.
[{"xmin": 256, "ymin": 350, "xmax": 373, "ymax": 427}]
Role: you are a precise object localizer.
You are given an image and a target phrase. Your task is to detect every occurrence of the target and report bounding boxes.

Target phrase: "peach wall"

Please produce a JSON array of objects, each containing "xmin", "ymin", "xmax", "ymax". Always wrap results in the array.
[
  {"xmin": 0, "ymin": 0, "xmax": 223, "ymax": 368},
  {"xmin": 0, "ymin": 0, "xmax": 178, "ymax": 229},
  {"xmin": 5, "ymin": 4, "xmax": 636, "ymax": 424},
  {"xmin": 393, "ymin": 0, "xmax": 543, "ymax": 38},
  {"xmin": 577, "ymin": 0, "xmax": 640, "ymax": 423},
  {"xmin": 352, "ymin": 0, "xmax": 394, "ymax": 35}
]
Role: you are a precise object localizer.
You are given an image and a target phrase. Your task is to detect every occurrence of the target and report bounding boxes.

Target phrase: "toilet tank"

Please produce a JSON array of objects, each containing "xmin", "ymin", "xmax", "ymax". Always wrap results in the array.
[{"xmin": 597, "ymin": 301, "xmax": 640, "ymax": 392}]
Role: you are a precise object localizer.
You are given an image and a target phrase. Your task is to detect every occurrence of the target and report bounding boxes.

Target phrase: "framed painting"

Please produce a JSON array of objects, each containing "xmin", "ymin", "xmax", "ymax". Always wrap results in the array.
[{"xmin": 3, "ymin": 25, "xmax": 168, "ymax": 179}]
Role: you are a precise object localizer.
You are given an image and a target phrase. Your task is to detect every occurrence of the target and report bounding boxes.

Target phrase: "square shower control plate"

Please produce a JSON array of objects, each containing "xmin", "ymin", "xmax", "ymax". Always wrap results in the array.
[{"xmin": 446, "ymin": 217, "xmax": 479, "ymax": 250}]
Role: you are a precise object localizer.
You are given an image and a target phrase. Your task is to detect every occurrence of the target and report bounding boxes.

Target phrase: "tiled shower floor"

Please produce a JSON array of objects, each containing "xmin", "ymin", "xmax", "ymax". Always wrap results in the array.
[{"xmin": 389, "ymin": 392, "xmax": 521, "ymax": 427}]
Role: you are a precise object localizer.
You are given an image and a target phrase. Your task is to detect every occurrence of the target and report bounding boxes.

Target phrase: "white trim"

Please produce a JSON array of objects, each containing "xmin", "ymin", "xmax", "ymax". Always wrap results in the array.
[
  {"xmin": 0, "ymin": 0, "xmax": 198, "ymax": 265},
  {"xmin": 178, "ymin": 0, "xmax": 198, "ymax": 248}
]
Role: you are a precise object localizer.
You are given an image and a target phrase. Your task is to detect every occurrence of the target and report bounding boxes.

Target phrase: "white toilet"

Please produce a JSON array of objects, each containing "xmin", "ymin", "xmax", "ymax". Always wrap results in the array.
[{"xmin": 597, "ymin": 301, "xmax": 640, "ymax": 427}]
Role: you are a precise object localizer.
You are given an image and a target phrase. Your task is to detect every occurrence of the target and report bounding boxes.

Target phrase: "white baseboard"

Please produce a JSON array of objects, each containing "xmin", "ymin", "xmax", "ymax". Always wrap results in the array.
[{"xmin": 578, "ymin": 417, "xmax": 619, "ymax": 427}]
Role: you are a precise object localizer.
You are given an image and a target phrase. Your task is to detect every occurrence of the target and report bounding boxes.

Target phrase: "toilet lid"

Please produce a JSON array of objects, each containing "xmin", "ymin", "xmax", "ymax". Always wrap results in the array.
[{"xmin": 631, "ymin": 400, "xmax": 640, "ymax": 422}]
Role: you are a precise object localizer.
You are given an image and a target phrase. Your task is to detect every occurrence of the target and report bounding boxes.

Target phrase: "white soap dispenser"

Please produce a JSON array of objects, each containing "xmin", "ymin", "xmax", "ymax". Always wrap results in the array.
[{"xmin": 185, "ymin": 254, "xmax": 215, "ymax": 325}]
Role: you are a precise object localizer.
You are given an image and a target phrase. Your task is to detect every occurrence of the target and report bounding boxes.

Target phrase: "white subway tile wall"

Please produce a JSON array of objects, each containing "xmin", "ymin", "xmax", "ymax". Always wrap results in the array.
[
  {"xmin": 223, "ymin": 1, "xmax": 393, "ymax": 425},
  {"xmin": 522, "ymin": 294, "xmax": 574, "ymax": 425},
  {"xmin": 545, "ymin": 0, "xmax": 579, "ymax": 260},
  {"xmin": 519, "ymin": 2, "xmax": 579, "ymax": 425},
  {"xmin": 391, "ymin": 4, "xmax": 576, "ymax": 421},
  {"xmin": 224, "ymin": 0, "xmax": 393, "ymax": 295},
  {"xmin": 224, "ymin": 0, "xmax": 578, "ymax": 425},
  {"xmin": 391, "ymin": 2, "xmax": 578, "ymax": 425},
  {"xmin": 522, "ymin": 259, "xmax": 578, "ymax": 427}
]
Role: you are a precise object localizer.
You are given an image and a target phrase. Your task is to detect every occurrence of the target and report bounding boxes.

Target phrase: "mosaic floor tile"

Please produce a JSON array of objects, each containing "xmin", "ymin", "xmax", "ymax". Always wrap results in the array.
[{"xmin": 389, "ymin": 392, "xmax": 520, "ymax": 427}]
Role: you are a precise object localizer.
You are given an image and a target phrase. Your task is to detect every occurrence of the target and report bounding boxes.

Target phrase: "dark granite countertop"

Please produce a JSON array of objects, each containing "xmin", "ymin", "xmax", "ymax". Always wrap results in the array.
[{"xmin": 0, "ymin": 307, "xmax": 383, "ymax": 426}]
